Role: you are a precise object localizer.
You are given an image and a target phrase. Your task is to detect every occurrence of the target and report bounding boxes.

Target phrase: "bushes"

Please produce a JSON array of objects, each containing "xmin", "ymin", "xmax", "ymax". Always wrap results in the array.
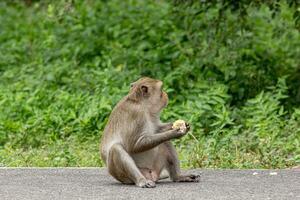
[{"xmin": 0, "ymin": 0, "xmax": 299, "ymax": 168}]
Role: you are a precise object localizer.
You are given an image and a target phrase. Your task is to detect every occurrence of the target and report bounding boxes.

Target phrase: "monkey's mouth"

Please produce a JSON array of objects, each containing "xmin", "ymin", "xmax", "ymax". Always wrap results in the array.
[
  {"xmin": 163, "ymin": 93, "xmax": 169, "ymax": 107},
  {"xmin": 162, "ymin": 100, "xmax": 168, "ymax": 109}
]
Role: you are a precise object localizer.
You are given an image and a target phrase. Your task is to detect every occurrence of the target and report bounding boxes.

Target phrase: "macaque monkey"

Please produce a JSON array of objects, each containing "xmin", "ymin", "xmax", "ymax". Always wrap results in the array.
[{"xmin": 100, "ymin": 77, "xmax": 200, "ymax": 188}]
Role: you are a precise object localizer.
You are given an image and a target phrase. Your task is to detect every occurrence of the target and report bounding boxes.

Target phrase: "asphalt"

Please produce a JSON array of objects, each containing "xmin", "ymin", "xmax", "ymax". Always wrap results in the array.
[{"xmin": 0, "ymin": 168, "xmax": 299, "ymax": 200}]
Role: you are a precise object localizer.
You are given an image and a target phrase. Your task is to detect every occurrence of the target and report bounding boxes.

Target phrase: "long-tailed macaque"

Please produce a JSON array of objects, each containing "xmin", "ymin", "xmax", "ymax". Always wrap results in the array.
[{"xmin": 100, "ymin": 77, "xmax": 200, "ymax": 188}]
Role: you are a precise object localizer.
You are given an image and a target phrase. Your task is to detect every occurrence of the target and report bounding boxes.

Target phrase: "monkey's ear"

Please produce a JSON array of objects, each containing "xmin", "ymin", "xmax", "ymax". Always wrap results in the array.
[
  {"xmin": 127, "ymin": 85, "xmax": 149, "ymax": 102},
  {"xmin": 140, "ymin": 85, "xmax": 148, "ymax": 95}
]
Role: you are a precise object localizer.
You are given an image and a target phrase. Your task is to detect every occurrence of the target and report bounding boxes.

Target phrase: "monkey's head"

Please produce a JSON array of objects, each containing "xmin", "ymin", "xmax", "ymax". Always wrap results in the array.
[{"xmin": 128, "ymin": 77, "xmax": 168, "ymax": 112}]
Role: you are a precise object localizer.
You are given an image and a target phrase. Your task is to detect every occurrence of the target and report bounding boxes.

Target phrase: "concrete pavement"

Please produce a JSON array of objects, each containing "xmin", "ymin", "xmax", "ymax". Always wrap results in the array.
[{"xmin": 0, "ymin": 168, "xmax": 299, "ymax": 200}]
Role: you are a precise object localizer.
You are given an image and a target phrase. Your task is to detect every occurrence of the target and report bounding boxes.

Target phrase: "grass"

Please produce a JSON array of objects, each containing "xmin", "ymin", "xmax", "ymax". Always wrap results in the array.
[{"xmin": 0, "ymin": 0, "xmax": 299, "ymax": 168}]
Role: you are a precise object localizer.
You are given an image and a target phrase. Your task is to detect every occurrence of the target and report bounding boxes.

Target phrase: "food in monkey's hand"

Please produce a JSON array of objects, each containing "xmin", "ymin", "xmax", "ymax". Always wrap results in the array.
[{"xmin": 172, "ymin": 120, "xmax": 187, "ymax": 133}]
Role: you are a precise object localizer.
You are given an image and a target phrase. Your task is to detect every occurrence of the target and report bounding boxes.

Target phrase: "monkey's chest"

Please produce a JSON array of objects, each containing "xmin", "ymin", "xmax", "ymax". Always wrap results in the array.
[{"xmin": 132, "ymin": 147, "xmax": 161, "ymax": 169}]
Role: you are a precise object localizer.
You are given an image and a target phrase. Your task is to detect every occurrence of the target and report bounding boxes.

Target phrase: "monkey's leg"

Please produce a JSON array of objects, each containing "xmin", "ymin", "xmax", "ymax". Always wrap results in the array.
[
  {"xmin": 158, "ymin": 169, "xmax": 169, "ymax": 180},
  {"xmin": 108, "ymin": 143, "xmax": 156, "ymax": 188},
  {"xmin": 163, "ymin": 141, "xmax": 200, "ymax": 182}
]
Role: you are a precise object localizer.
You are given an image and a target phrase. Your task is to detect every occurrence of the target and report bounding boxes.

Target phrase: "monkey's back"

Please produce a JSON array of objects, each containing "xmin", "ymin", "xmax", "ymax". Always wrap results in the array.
[{"xmin": 100, "ymin": 97, "xmax": 144, "ymax": 164}]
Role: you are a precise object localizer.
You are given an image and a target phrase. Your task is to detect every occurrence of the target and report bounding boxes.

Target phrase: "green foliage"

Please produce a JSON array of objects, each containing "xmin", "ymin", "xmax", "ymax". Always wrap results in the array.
[{"xmin": 0, "ymin": 0, "xmax": 299, "ymax": 168}]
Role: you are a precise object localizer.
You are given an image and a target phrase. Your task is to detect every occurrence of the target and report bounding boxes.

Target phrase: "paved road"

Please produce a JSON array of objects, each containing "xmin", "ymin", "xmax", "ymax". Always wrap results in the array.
[{"xmin": 0, "ymin": 168, "xmax": 299, "ymax": 200}]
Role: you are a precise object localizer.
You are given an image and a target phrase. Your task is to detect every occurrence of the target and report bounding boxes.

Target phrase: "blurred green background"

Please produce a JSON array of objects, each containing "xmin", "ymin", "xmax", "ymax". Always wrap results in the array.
[{"xmin": 0, "ymin": 0, "xmax": 299, "ymax": 168}]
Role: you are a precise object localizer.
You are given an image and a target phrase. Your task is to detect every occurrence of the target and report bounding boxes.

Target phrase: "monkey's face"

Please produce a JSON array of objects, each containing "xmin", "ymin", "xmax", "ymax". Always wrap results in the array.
[
  {"xmin": 149, "ymin": 81, "xmax": 168, "ymax": 111},
  {"xmin": 157, "ymin": 84, "xmax": 169, "ymax": 109},
  {"xmin": 146, "ymin": 82, "xmax": 169, "ymax": 113}
]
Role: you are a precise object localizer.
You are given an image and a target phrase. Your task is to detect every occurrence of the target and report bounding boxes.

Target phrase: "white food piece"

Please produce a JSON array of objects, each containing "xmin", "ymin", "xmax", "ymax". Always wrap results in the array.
[
  {"xmin": 269, "ymin": 172, "xmax": 278, "ymax": 175},
  {"xmin": 172, "ymin": 120, "xmax": 186, "ymax": 133}
]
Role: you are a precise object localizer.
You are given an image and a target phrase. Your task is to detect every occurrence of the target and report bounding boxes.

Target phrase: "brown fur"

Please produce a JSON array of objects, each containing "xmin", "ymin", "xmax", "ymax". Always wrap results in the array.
[{"xmin": 100, "ymin": 77, "xmax": 200, "ymax": 188}]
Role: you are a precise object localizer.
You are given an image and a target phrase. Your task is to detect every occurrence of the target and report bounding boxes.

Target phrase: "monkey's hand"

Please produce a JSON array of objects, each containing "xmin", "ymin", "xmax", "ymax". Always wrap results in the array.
[{"xmin": 172, "ymin": 120, "xmax": 190, "ymax": 137}]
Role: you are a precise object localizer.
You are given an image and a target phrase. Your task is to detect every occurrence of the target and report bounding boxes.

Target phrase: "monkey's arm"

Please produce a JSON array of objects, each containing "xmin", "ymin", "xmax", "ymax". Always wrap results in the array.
[
  {"xmin": 129, "ymin": 129, "xmax": 184, "ymax": 153},
  {"xmin": 157, "ymin": 122, "xmax": 173, "ymax": 132}
]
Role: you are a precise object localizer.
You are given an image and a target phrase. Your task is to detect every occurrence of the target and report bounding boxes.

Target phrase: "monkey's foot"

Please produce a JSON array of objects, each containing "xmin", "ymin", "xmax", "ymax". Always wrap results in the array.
[
  {"xmin": 137, "ymin": 179, "xmax": 156, "ymax": 188},
  {"xmin": 175, "ymin": 174, "xmax": 200, "ymax": 182}
]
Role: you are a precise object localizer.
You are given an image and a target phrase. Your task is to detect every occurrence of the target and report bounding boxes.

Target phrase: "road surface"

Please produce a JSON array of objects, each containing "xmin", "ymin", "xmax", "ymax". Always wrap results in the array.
[{"xmin": 0, "ymin": 168, "xmax": 299, "ymax": 200}]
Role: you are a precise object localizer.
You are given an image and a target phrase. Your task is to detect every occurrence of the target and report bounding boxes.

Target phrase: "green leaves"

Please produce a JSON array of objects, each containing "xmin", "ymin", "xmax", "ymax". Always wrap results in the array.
[{"xmin": 0, "ymin": 0, "xmax": 299, "ymax": 168}]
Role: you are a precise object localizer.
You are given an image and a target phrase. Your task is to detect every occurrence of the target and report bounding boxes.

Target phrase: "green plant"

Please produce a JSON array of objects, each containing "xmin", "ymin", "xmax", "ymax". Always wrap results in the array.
[{"xmin": 0, "ymin": 0, "xmax": 299, "ymax": 168}]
